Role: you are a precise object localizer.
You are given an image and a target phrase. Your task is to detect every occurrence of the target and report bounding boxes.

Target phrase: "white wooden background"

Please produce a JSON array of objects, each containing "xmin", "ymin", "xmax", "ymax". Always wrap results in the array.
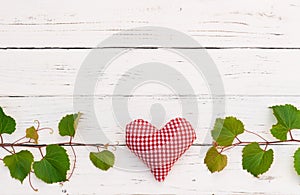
[{"xmin": 0, "ymin": 0, "xmax": 300, "ymax": 194}]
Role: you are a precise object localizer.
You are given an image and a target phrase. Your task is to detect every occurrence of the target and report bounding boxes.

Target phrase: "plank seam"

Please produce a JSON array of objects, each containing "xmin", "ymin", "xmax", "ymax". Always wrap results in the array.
[{"xmin": 0, "ymin": 47, "xmax": 300, "ymax": 50}]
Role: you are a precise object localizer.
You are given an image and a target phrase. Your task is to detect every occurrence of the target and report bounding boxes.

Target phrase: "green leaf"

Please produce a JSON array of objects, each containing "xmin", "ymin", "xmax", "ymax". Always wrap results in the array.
[
  {"xmin": 293, "ymin": 148, "xmax": 300, "ymax": 175},
  {"xmin": 58, "ymin": 113, "xmax": 82, "ymax": 137},
  {"xmin": 3, "ymin": 150, "xmax": 34, "ymax": 183},
  {"xmin": 0, "ymin": 106, "xmax": 16, "ymax": 135},
  {"xmin": 242, "ymin": 142, "xmax": 274, "ymax": 177},
  {"xmin": 270, "ymin": 104, "xmax": 300, "ymax": 141},
  {"xmin": 26, "ymin": 126, "xmax": 39, "ymax": 144},
  {"xmin": 90, "ymin": 150, "xmax": 115, "ymax": 171},
  {"xmin": 204, "ymin": 147, "xmax": 227, "ymax": 173},
  {"xmin": 211, "ymin": 117, "xmax": 245, "ymax": 146},
  {"xmin": 33, "ymin": 145, "xmax": 70, "ymax": 184},
  {"xmin": 270, "ymin": 124, "xmax": 289, "ymax": 141}
]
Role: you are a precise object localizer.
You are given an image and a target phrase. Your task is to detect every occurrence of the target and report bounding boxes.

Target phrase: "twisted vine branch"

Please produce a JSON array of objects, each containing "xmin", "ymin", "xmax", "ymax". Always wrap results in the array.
[
  {"xmin": 0, "ymin": 108, "xmax": 117, "ymax": 191},
  {"xmin": 2, "ymin": 104, "xmax": 300, "ymax": 191},
  {"xmin": 205, "ymin": 104, "xmax": 300, "ymax": 177}
]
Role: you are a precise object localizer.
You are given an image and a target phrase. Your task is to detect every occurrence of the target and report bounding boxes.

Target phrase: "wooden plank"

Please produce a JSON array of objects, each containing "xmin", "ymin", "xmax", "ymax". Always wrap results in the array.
[
  {"xmin": 0, "ymin": 145, "xmax": 299, "ymax": 194},
  {"xmin": 0, "ymin": 1, "xmax": 299, "ymax": 193},
  {"xmin": 0, "ymin": 0, "xmax": 299, "ymax": 48},
  {"xmin": 0, "ymin": 49, "xmax": 299, "ymax": 96},
  {"xmin": 1, "ymin": 96, "xmax": 300, "ymax": 145}
]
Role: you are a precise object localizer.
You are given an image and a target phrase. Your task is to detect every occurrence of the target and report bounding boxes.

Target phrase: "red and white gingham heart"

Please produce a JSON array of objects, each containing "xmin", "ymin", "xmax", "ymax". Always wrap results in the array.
[{"xmin": 126, "ymin": 118, "xmax": 196, "ymax": 181}]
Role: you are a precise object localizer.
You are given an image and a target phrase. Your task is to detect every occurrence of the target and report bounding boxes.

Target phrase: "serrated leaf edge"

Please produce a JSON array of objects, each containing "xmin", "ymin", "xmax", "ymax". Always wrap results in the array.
[
  {"xmin": 293, "ymin": 148, "xmax": 300, "ymax": 175},
  {"xmin": 242, "ymin": 143, "xmax": 274, "ymax": 177}
]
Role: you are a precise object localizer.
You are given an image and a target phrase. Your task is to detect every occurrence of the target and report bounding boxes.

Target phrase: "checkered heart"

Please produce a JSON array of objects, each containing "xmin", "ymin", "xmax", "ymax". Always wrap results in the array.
[{"xmin": 126, "ymin": 118, "xmax": 196, "ymax": 181}]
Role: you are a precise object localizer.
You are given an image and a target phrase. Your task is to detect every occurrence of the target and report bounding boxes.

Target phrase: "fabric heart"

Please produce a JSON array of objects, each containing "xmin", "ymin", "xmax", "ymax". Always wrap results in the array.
[{"xmin": 126, "ymin": 118, "xmax": 196, "ymax": 181}]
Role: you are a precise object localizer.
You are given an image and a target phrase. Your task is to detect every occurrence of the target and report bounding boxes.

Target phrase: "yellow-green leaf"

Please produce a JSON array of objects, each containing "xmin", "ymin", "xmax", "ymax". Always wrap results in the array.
[
  {"xmin": 204, "ymin": 147, "xmax": 227, "ymax": 173},
  {"xmin": 26, "ymin": 126, "xmax": 39, "ymax": 144},
  {"xmin": 211, "ymin": 117, "xmax": 245, "ymax": 146},
  {"xmin": 90, "ymin": 150, "xmax": 115, "ymax": 171},
  {"xmin": 58, "ymin": 113, "xmax": 82, "ymax": 137}
]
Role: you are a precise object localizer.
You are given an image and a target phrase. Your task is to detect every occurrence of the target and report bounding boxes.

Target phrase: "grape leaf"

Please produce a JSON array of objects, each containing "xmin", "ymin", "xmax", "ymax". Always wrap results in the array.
[
  {"xmin": 0, "ymin": 106, "xmax": 16, "ymax": 135},
  {"xmin": 294, "ymin": 148, "xmax": 300, "ymax": 175},
  {"xmin": 3, "ymin": 150, "xmax": 34, "ymax": 183},
  {"xmin": 204, "ymin": 147, "xmax": 227, "ymax": 173},
  {"xmin": 33, "ymin": 145, "xmax": 70, "ymax": 184},
  {"xmin": 242, "ymin": 142, "xmax": 274, "ymax": 177},
  {"xmin": 270, "ymin": 104, "xmax": 300, "ymax": 141},
  {"xmin": 270, "ymin": 124, "xmax": 289, "ymax": 141},
  {"xmin": 90, "ymin": 150, "xmax": 115, "ymax": 171},
  {"xmin": 58, "ymin": 113, "xmax": 82, "ymax": 137},
  {"xmin": 26, "ymin": 126, "xmax": 39, "ymax": 144},
  {"xmin": 211, "ymin": 117, "xmax": 245, "ymax": 146}
]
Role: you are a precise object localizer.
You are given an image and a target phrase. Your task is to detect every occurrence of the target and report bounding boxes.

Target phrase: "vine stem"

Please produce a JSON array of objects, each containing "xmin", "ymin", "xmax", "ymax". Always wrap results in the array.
[
  {"xmin": 12, "ymin": 136, "xmax": 27, "ymax": 144},
  {"xmin": 11, "ymin": 146, "xmax": 16, "ymax": 154},
  {"xmin": 1, "ymin": 145, "xmax": 14, "ymax": 154},
  {"xmin": 0, "ymin": 142, "xmax": 121, "ymax": 148},
  {"xmin": 289, "ymin": 130, "xmax": 294, "ymax": 140},
  {"xmin": 28, "ymin": 172, "xmax": 38, "ymax": 191},
  {"xmin": 38, "ymin": 147, "xmax": 44, "ymax": 158},
  {"xmin": 67, "ymin": 137, "xmax": 76, "ymax": 181},
  {"xmin": 244, "ymin": 129, "xmax": 268, "ymax": 142},
  {"xmin": 0, "ymin": 135, "xmax": 13, "ymax": 154},
  {"xmin": 235, "ymin": 136, "xmax": 242, "ymax": 143},
  {"xmin": 12, "ymin": 122, "xmax": 53, "ymax": 144},
  {"xmin": 220, "ymin": 130, "xmax": 299, "ymax": 152},
  {"xmin": 0, "ymin": 120, "xmax": 120, "ymax": 192}
]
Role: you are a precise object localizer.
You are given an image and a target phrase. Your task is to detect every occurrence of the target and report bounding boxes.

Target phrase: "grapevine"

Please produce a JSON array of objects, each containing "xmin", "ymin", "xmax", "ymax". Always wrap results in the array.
[
  {"xmin": 1, "ymin": 104, "xmax": 300, "ymax": 191},
  {"xmin": 0, "ymin": 107, "xmax": 116, "ymax": 191},
  {"xmin": 205, "ymin": 104, "xmax": 300, "ymax": 177}
]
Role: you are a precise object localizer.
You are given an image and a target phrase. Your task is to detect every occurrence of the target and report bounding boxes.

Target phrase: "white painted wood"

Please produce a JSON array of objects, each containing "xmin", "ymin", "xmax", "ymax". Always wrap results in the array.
[
  {"xmin": 0, "ymin": 0, "xmax": 299, "ymax": 47},
  {"xmin": 1, "ymin": 49, "xmax": 300, "ymax": 96},
  {"xmin": 1, "ymin": 145, "xmax": 299, "ymax": 194},
  {"xmin": 1, "ymin": 96, "xmax": 300, "ymax": 144},
  {"xmin": 1, "ymin": 0, "xmax": 299, "ymax": 194},
  {"xmin": 61, "ymin": 145, "xmax": 300, "ymax": 195}
]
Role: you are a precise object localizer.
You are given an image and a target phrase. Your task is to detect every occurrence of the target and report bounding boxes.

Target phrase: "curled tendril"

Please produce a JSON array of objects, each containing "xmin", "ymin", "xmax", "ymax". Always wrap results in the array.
[
  {"xmin": 97, "ymin": 142, "xmax": 119, "ymax": 151},
  {"xmin": 0, "ymin": 110, "xmax": 119, "ymax": 192},
  {"xmin": 34, "ymin": 120, "xmax": 40, "ymax": 131},
  {"xmin": 28, "ymin": 173, "xmax": 38, "ymax": 192},
  {"xmin": 110, "ymin": 141, "xmax": 119, "ymax": 151},
  {"xmin": 38, "ymin": 127, "xmax": 54, "ymax": 134},
  {"xmin": 34, "ymin": 120, "xmax": 54, "ymax": 134}
]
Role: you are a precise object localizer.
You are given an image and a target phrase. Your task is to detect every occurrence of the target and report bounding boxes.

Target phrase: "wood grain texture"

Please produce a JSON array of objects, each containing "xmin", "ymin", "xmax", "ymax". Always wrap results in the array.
[
  {"xmin": 0, "ymin": 0, "xmax": 299, "ymax": 48},
  {"xmin": 0, "ymin": 49, "xmax": 300, "ymax": 96},
  {"xmin": 1, "ymin": 0, "xmax": 300, "ymax": 194},
  {"xmin": 0, "ymin": 145, "xmax": 299, "ymax": 194},
  {"xmin": 1, "ymin": 96, "xmax": 300, "ymax": 145}
]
